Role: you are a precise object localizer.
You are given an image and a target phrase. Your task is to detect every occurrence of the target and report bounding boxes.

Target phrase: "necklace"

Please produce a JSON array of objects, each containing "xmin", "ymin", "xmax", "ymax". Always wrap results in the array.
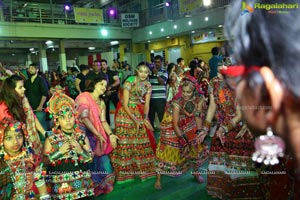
[
  {"xmin": 183, "ymin": 97, "xmax": 196, "ymax": 114},
  {"xmin": 53, "ymin": 130, "xmax": 81, "ymax": 166},
  {"xmin": 3, "ymin": 150, "xmax": 26, "ymax": 161},
  {"xmin": 5, "ymin": 155, "xmax": 27, "ymax": 200},
  {"xmin": 90, "ymin": 93, "xmax": 101, "ymax": 105}
]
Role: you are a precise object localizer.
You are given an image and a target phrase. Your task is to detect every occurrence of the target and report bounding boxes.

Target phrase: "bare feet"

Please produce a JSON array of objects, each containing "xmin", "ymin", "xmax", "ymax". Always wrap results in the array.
[
  {"xmin": 154, "ymin": 179, "xmax": 162, "ymax": 190},
  {"xmin": 193, "ymin": 174, "xmax": 205, "ymax": 183}
]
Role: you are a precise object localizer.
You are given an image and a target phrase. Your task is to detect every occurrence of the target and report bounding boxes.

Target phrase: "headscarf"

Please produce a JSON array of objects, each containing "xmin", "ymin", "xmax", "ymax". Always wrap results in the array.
[{"xmin": 173, "ymin": 75, "xmax": 203, "ymax": 100}]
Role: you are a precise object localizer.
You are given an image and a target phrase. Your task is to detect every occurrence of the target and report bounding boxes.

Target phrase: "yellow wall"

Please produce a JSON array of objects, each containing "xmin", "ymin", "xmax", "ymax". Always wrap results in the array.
[
  {"xmin": 190, "ymin": 41, "xmax": 223, "ymax": 63},
  {"xmin": 119, "ymin": 43, "xmax": 126, "ymax": 61},
  {"xmin": 128, "ymin": 36, "xmax": 224, "ymax": 65}
]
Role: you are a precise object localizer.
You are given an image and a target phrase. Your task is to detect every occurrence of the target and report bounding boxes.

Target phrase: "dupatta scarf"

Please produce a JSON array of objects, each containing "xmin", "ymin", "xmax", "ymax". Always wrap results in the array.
[{"xmin": 76, "ymin": 92, "xmax": 112, "ymax": 156}]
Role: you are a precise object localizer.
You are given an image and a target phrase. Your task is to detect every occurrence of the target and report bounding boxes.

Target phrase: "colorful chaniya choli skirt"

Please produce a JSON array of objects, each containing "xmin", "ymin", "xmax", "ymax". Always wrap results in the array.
[
  {"xmin": 155, "ymin": 105, "xmax": 209, "ymax": 176},
  {"xmin": 82, "ymin": 127, "xmax": 115, "ymax": 196},
  {"xmin": 111, "ymin": 105, "xmax": 156, "ymax": 184},
  {"xmin": 46, "ymin": 159, "xmax": 94, "ymax": 200},
  {"xmin": 207, "ymin": 127, "xmax": 263, "ymax": 199}
]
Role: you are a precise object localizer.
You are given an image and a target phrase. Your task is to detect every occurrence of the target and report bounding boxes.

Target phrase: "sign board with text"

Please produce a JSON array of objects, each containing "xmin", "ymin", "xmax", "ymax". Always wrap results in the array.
[
  {"xmin": 74, "ymin": 7, "xmax": 104, "ymax": 24},
  {"xmin": 121, "ymin": 13, "xmax": 139, "ymax": 27}
]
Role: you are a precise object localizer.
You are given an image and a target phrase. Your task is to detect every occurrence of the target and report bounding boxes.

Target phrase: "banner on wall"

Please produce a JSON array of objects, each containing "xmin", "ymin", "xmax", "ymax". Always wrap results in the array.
[
  {"xmin": 121, "ymin": 13, "xmax": 139, "ymax": 27},
  {"xmin": 191, "ymin": 31, "xmax": 216, "ymax": 44},
  {"xmin": 179, "ymin": 0, "xmax": 203, "ymax": 14},
  {"xmin": 74, "ymin": 7, "xmax": 104, "ymax": 23}
]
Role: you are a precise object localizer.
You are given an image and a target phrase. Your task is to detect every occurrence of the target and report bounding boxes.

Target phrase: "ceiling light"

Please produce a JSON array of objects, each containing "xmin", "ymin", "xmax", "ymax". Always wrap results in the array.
[
  {"xmin": 191, "ymin": 31, "xmax": 195, "ymax": 33},
  {"xmin": 203, "ymin": 0, "xmax": 211, "ymax": 6},
  {"xmin": 101, "ymin": 29, "xmax": 108, "ymax": 36},
  {"xmin": 88, "ymin": 47, "xmax": 95, "ymax": 50},
  {"xmin": 108, "ymin": 8, "xmax": 117, "ymax": 16},
  {"xmin": 110, "ymin": 41, "xmax": 119, "ymax": 45},
  {"xmin": 174, "ymin": 25, "xmax": 177, "ymax": 29},
  {"xmin": 166, "ymin": 36, "xmax": 170, "ymax": 38},
  {"xmin": 45, "ymin": 40, "xmax": 53, "ymax": 45},
  {"xmin": 148, "ymin": 40, "xmax": 151, "ymax": 43},
  {"xmin": 64, "ymin": 5, "xmax": 71, "ymax": 11},
  {"xmin": 161, "ymin": 28, "xmax": 164, "ymax": 32},
  {"xmin": 149, "ymin": 31, "xmax": 152, "ymax": 35},
  {"xmin": 218, "ymin": 24, "xmax": 223, "ymax": 27},
  {"xmin": 165, "ymin": 2, "xmax": 170, "ymax": 7},
  {"xmin": 188, "ymin": 21, "xmax": 192, "ymax": 25},
  {"xmin": 205, "ymin": 17, "xmax": 209, "ymax": 21},
  {"xmin": 29, "ymin": 48, "xmax": 34, "ymax": 51}
]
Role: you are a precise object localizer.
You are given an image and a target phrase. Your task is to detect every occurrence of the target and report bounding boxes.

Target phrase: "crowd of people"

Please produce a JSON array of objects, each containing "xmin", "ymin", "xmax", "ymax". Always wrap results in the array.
[{"xmin": 0, "ymin": 0, "xmax": 300, "ymax": 199}]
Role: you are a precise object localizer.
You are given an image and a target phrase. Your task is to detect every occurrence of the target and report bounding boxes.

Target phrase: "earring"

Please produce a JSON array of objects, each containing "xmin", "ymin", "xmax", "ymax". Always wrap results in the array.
[{"xmin": 252, "ymin": 126, "xmax": 285, "ymax": 165}]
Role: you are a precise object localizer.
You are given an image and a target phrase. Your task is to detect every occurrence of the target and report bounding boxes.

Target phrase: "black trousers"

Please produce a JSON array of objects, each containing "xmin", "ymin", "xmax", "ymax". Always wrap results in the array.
[
  {"xmin": 105, "ymin": 92, "xmax": 119, "ymax": 125},
  {"xmin": 149, "ymin": 98, "xmax": 166, "ymax": 128}
]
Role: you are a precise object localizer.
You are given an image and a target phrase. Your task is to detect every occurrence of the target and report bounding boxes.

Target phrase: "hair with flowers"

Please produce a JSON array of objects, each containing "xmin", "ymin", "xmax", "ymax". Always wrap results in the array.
[{"xmin": 0, "ymin": 118, "xmax": 32, "ymax": 158}]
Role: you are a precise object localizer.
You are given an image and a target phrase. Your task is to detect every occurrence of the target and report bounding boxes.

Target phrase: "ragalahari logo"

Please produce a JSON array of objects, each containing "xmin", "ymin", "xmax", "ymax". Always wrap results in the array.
[{"xmin": 241, "ymin": 2, "xmax": 254, "ymax": 16}]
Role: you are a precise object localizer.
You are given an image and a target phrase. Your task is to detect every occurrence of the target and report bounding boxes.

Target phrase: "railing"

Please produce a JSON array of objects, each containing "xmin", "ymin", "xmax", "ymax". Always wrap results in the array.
[{"xmin": 0, "ymin": 0, "xmax": 231, "ymax": 27}]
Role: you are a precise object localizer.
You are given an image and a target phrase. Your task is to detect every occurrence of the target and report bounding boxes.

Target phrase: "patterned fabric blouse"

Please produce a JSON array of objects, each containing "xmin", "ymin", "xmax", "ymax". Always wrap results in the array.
[
  {"xmin": 0, "ymin": 156, "xmax": 36, "ymax": 199},
  {"xmin": 123, "ymin": 76, "xmax": 152, "ymax": 105},
  {"xmin": 209, "ymin": 77, "xmax": 236, "ymax": 125}
]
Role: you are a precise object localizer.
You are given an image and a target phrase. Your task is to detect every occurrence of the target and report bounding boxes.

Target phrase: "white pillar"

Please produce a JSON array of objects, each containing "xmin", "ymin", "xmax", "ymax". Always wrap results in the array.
[
  {"xmin": 39, "ymin": 43, "xmax": 48, "ymax": 72},
  {"xmin": 26, "ymin": 53, "xmax": 32, "ymax": 67},
  {"xmin": 59, "ymin": 40, "xmax": 67, "ymax": 73}
]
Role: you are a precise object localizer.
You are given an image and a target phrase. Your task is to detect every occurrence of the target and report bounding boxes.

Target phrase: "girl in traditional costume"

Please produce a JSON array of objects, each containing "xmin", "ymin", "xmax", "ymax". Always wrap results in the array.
[
  {"xmin": 0, "ymin": 119, "xmax": 50, "ymax": 200},
  {"xmin": 154, "ymin": 75, "xmax": 209, "ymax": 189},
  {"xmin": 203, "ymin": 72, "xmax": 262, "ymax": 199},
  {"xmin": 0, "ymin": 75, "xmax": 45, "ymax": 165},
  {"xmin": 111, "ymin": 63, "xmax": 157, "ymax": 184},
  {"xmin": 44, "ymin": 91, "xmax": 94, "ymax": 199}
]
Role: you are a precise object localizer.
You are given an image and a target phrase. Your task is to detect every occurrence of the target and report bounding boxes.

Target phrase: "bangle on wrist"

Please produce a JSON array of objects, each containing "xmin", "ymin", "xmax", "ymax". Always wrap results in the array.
[
  {"xmin": 203, "ymin": 120, "xmax": 212, "ymax": 129},
  {"xmin": 40, "ymin": 194, "xmax": 51, "ymax": 200},
  {"xmin": 35, "ymin": 179, "xmax": 46, "ymax": 187},
  {"xmin": 79, "ymin": 150, "xmax": 93, "ymax": 161},
  {"xmin": 201, "ymin": 127, "xmax": 209, "ymax": 132},
  {"xmin": 221, "ymin": 125, "xmax": 228, "ymax": 134},
  {"xmin": 49, "ymin": 151, "xmax": 62, "ymax": 162},
  {"xmin": 194, "ymin": 111, "xmax": 201, "ymax": 117}
]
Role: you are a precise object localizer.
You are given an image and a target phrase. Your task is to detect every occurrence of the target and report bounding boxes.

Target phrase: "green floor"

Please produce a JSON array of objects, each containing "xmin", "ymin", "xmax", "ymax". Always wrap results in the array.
[
  {"xmin": 96, "ymin": 129, "xmax": 216, "ymax": 200},
  {"xmin": 97, "ymin": 165, "xmax": 217, "ymax": 200}
]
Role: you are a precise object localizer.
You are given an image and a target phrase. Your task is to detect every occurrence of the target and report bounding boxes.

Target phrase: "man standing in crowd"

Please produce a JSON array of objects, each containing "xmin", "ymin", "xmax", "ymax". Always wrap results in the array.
[
  {"xmin": 177, "ymin": 57, "xmax": 189, "ymax": 73},
  {"xmin": 24, "ymin": 63, "xmax": 48, "ymax": 140},
  {"xmin": 86, "ymin": 60, "xmax": 104, "ymax": 81},
  {"xmin": 75, "ymin": 64, "xmax": 90, "ymax": 94},
  {"xmin": 101, "ymin": 59, "xmax": 120, "ymax": 125},
  {"xmin": 209, "ymin": 47, "xmax": 222, "ymax": 79},
  {"xmin": 149, "ymin": 55, "xmax": 168, "ymax": 131}
]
